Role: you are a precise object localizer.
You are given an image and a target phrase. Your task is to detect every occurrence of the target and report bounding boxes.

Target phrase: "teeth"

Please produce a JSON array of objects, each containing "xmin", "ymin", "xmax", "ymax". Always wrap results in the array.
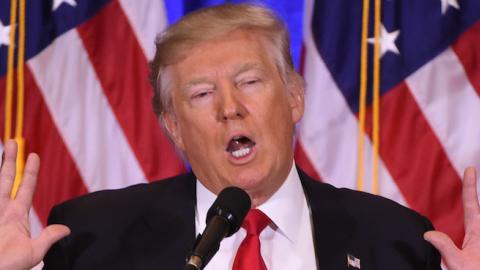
[{"xmin": 231, "ymin": 147, "xmax": 251, "ymax": 158}]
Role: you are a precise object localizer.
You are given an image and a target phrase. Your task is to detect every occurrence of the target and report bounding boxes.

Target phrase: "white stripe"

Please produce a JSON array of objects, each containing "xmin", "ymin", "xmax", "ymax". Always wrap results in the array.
[
  {"xmin": 29, "ymin": 208, "xmax": 43, "ymax": 238},
  {"xmin": 32, "ymin": 261, "xmax": 44, "ymax": 270},
  {"xmin": 30, "ymin": 209, "xmax": 44, "ymax": 270},
  {"xmin": 119, "ymin": 0, "xmax": 168, "ymax": 60},
  {"xmin": 298, "ymin": 0, "xmax": 406, "ymax": 204},
  {"xmin": 406, "ymin": 48, "xmax": 480, "ymax": 178},
  {"xmin": 28, "ymin": 29, "xmax": 146, "ymax": 192}
]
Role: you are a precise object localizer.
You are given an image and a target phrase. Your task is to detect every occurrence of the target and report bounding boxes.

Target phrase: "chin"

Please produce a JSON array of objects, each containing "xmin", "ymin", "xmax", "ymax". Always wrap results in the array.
[{"xmin": 230, "ymin": 170, "xmax": 269, "ymax": 192}]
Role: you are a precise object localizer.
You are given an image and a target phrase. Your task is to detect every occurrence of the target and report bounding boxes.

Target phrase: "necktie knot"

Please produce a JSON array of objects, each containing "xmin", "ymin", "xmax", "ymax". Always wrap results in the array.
[{"xmin": 242, "ymin": 209, "xmax": 271, "ymax": 236}]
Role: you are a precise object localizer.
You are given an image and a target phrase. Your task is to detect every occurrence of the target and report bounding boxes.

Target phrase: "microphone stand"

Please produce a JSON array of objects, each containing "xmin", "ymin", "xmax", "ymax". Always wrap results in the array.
[
  {"xmin": 184, "ymin": 217, "xmax": 227, "ymax": 270},
  {"xmin": 184, "ymin": 186, "xmax": 251, "ymax": 269},
  {"xmin": 184, "ymin": 254, "xmax": 202, "ymax": 270}
]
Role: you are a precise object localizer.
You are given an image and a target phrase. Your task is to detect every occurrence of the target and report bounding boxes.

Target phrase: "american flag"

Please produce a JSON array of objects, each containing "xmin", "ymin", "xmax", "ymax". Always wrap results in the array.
[
  {"xmin": 0, "ymin": 0, "xmax": 479, "ymax": 268},
  {"xmin": 0, "ymin": 1, "xmax": 185, "ymax": 267},
  {"xmin": 298, "ymin": 0, "xmax": 480, "ymax": 250}
]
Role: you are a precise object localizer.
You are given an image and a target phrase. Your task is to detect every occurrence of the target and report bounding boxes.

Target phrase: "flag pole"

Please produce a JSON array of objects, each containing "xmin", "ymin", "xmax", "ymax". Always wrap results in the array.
[
  {"xmin": 356, "ymin": 0, "xmax": 370, "ymax": 191},
  {"xmin": 372, "ymin": 0, "xmax": 382, "ymax": 195}
]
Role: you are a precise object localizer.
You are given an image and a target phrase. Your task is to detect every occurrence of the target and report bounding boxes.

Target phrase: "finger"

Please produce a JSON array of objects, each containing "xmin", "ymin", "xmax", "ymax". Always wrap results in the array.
[
  {"xmin": 15, "ymin": 153, "xmax": 40, "ymax": 209},
  {"xmin": 424, "ymin": 231, "xmax": 460, "ymax": 268},
  {"xmin": 31, "ymin": 224, "xmax": 70, "ymax": 263},
  {"xmin": 0, "ymin": 140, "xmax": 17, "ymax": 199},
  {"xmin": 462, "ymin": 167, "xmax": 480, "ymax": 228}
]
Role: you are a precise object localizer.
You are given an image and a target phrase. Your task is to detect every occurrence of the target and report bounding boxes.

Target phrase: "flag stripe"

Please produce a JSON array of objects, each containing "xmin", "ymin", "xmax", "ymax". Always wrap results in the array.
[
  {"xmin": 118, "ymin": 0, "xmax": 168, "ymax": 60},
  {"xmin": 373, "ymin": 81, "xmax": 464, "ymax": 245},
  {"xmin": 76, "ymin": 0, "xmax": 184, "ymax": 182},
  {"xmin": 451, "ymin": 21, "xmax": 480, "ymax": 96},
  {"xmin": 29, "ymin": 207, "xmax": 44, "ymax": 238},
  {"xmin": 294, "ymin": 44, "xmax": 322, "ymax": 181},
  {"xmin": 294, "ymin": 140, "xmax": 322, "ymax": 180},
  {"xmin": 25, "ymin": 66, "xmax": 89, "ymax": 223},
  {"xmin": 406, "ymin": 47, "xmax": 480, "ymax": 179},
  {"xmin": 300, "ymin": 25, "xmax": 360, "ymax": 189},
  {"xmin": 30, "ymin": 209, "xmax": 44, "ymax": 270},
  {"xmin": 28, "ymin": 29, "xmax": 146, "ymax": 192}
]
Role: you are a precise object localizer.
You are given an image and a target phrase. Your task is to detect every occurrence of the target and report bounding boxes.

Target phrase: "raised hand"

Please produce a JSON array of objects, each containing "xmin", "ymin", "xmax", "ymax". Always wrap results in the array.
[
  {"xmin": 0, "ymin": 140, "xmax": 70, "ymax": 270},
  {"xmin": 424, "ymin": 167, "xmax": 480, "ymax": 269}
]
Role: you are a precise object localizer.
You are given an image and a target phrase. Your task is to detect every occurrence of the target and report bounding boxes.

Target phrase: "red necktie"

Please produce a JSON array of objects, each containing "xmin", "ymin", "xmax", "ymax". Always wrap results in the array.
[{"xmin": 232, "ymin": 209, "xmax": 271, "ymax": 270}]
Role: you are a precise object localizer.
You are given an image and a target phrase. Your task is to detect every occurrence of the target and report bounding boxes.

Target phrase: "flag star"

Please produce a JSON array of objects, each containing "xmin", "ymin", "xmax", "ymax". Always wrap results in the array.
[
  {"xmin": 52, "ymin": 0, "xmax": 77, "ymax": 11},
  {"xmin": 0, "ymin": 20, "xmax": 12, "ymax": 47},
  {"xmin": 440, "ymin": 0, "xmax": 460, "ymax": 14},
  {"xmin": 368, "ymin": 24, "xmax": 400, "ymax": 57}
]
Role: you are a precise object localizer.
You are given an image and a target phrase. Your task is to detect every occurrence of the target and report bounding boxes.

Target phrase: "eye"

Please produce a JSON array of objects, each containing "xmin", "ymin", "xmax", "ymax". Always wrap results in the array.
[
  {"xmin": 238, "ymin": 78, "xmax": 261, "ymax": 88},
  {"xmin": 192, "ymin": 89, "xmax": 213, "ymax": 99},
  {"xmin": 187, "ymin": 83, "xmax": 215, "ymax": 101},
  {"xmin": 245, "ymin": 79, "xmax": 260, "ymax": 85}
]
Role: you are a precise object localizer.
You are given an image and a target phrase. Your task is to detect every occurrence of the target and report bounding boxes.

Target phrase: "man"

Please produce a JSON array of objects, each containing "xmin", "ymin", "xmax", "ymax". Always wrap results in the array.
[{"xmin": 0, "ymin": 3, "xmax": 479, "ymax": 270}]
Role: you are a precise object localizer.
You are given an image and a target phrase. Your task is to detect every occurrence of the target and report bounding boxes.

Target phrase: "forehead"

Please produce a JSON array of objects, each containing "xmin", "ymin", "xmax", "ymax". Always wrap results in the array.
[{"xmin": 167, "ymin": 30, "xmax": 277, "ymax": 84}]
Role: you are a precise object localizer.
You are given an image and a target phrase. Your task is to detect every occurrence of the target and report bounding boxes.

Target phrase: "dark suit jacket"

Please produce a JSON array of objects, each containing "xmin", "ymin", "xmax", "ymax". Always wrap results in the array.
[{"xmin": 43, "ymin": 170, "xmax": 441, "ymax": 269}]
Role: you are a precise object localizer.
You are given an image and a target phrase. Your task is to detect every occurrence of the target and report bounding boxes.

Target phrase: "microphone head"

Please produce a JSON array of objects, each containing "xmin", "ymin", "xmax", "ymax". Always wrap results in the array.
[{"xmin": 206, "ymin": 186, "xmax": 251, "ymax": 237}]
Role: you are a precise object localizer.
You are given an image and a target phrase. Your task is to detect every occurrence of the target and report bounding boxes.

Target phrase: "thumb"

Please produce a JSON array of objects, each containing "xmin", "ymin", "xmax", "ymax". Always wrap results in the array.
[
  {"xmin": 31, "ymin": 224, "xmax": 71, "ymax": 263},
  {"xmin": 424, "ymin": 230, "xmax": 460, "ymax": 269}
]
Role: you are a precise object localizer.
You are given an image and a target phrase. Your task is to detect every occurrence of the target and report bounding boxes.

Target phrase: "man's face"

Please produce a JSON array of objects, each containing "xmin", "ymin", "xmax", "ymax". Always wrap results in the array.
[{"xmin": 163, "ymin": 30, "xmax": 304, "ymax": 206}]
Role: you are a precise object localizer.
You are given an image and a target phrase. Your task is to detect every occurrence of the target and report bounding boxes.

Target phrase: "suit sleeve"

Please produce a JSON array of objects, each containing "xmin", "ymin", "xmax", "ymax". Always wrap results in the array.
[
  {"xmin": 421, "ymin": 216, "xmax": 442, "ymax": 270},
  {"xmin": 42, "ymin": 205, "xmax": 71, "ymax": 270}
]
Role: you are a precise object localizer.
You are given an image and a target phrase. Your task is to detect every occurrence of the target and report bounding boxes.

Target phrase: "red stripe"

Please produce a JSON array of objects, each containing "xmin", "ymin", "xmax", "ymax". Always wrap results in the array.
[
  {"xmin": 294, "ymin": 140, "xmax": 322, "ymax": 181},
  {"xmin": 451, "ymin": 21, "xmax": 480, "ymax": 96},
  {"xmin": 76, "ymin": 1, "xmax": 185, "ymax": 181},
  {"xmin": 295, "ymin": 44, "xmax": 322, "ymax": 181},
  {"xmin": 0, "ymin": 69, "xmax": 88, "ymax": 225},
  {"xmin": 365, "ymin": 82, "xmax": 464, "ymax": 245}
]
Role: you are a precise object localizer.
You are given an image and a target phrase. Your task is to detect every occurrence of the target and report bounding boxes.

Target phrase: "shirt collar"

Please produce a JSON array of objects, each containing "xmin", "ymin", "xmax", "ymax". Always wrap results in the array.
[{"xmin": 195, "ymin": 162, "xmax": 306, "ymax": 243}]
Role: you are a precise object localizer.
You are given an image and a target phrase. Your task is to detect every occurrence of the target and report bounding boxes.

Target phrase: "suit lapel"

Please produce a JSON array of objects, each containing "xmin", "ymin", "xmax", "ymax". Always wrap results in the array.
[
  {"xmin": 129, "ymin": 174, "xmax": 197, "ymax": 270},
  {"xmin": 299, "ymin": 169, "xmax": 356, "ymax": 270}
]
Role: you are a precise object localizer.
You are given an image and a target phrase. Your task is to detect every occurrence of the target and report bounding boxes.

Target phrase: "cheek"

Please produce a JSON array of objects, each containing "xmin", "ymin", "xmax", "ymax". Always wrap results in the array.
[
  {"xmin": 259, "ymin": 97, "xmax": 295, "ymax": 139},
  {"xmin": 269, "ymin": 95, "xmax": 295, "ymax": 123},
  {"xmin": 178, "ymin": 114, "xmax": 217, "ymax": 151}
]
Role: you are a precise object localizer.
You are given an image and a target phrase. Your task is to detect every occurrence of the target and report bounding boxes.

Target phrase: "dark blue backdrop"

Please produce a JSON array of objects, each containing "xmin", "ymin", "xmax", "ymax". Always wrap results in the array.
[{"xmin": 163, "ymin": 0, "xmax": 305, "ymax": 71}]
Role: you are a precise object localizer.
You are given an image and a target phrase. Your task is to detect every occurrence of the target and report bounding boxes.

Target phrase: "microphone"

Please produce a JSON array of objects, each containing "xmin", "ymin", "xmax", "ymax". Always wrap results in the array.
[{"xmin": 185, "ymin": 186, "xmax": 251, "ymax": 270}]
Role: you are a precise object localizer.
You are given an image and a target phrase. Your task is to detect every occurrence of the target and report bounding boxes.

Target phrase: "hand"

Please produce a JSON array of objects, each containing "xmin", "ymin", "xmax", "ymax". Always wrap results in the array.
[
  {"xmin": 0, "ymin": 140, "xmax": 70, "ymax": 270},
  {"xmin": 424, "ymin": 167, "xmax": 480, "ymax": 269}
]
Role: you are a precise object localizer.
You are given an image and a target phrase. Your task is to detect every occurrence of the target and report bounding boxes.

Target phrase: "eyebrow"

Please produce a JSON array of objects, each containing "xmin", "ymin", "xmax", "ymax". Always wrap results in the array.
[
  {"xmin": 183, "ymin": 62, "xmax": 265, "ymax": 91},
  {"xmin": 185, "ymin": 77, "xmax": 213, "ymax": 87},
  {"xmin": 233, "ymin": 62, "xmax": 264, "ymax": 77}
]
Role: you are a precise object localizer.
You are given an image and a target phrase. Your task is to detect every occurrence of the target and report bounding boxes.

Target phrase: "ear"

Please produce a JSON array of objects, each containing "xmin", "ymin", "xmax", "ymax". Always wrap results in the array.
[
  {"xmin": 287, "ymin": 74, "xmax": 305, "ymax": 124},
  {"xmin": 162, "ymin": 112, "xmax": 186, "ymax": 151}
]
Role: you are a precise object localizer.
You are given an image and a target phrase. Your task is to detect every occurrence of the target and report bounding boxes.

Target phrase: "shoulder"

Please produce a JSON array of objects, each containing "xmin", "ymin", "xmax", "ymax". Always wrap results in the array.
[
  {"xmin": 44, "ymin": 173, "xmax": 197, "ymax": 269},
  {"xmin": 299, "ymin": 170, "xmax": 432, "ymax": 229},
  {"xmin": 47, "ymin": 172, "xmax": 196, "ymax": 227},
  {"xmin": 337, "ymin": 183, "xmax": 429, "ymax": 227}
]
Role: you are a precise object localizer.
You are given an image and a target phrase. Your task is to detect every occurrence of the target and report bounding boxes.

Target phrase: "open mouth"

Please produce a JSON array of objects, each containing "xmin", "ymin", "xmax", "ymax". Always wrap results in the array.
[{"xmin": 226, "ymin": 135, "xmax": 256, "ymax": 158}]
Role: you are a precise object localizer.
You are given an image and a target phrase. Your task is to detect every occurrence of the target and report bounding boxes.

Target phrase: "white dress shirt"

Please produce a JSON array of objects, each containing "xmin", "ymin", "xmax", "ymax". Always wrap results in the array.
[{"xmin": 195, "ymin": 163, "xmax": 317, "ymax": 269}]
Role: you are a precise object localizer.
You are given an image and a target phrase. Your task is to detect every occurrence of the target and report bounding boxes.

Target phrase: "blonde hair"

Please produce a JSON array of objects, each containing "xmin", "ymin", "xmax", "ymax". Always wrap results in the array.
[{"xmin": 149, "ymin": 3, "xmax": 297, "ymax": 116}]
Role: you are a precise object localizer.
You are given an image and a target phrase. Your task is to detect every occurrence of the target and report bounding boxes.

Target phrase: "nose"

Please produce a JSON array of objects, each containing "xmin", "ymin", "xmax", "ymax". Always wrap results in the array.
[{"xmin": 216, "ymin": 83, "xmax": 248, "ymax": 121}]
